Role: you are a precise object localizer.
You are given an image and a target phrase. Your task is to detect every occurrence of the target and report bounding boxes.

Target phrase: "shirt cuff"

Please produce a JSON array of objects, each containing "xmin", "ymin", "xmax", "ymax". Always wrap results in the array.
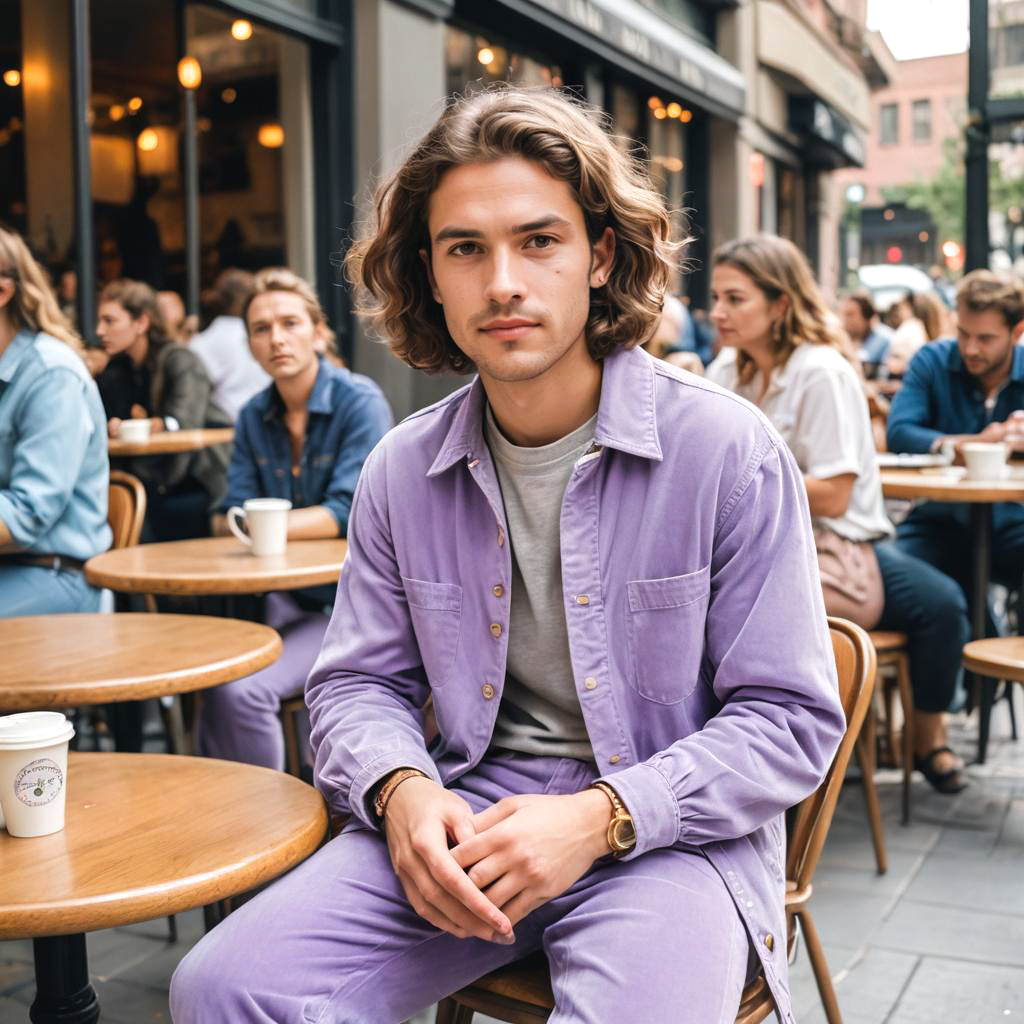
[
  {"xmin": 595, "ymin": 761, "xmax": 679, "ymax": 860},
  {"xmin": 347, "ymin": 747, "xmax": 443, "ymax": 831}
]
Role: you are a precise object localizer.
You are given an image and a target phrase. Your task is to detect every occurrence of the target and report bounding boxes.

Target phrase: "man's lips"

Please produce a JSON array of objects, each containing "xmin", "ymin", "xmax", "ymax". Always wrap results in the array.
[{"xmin": 480, "ymin": 320, "xmax": 539, "ymax": 341}]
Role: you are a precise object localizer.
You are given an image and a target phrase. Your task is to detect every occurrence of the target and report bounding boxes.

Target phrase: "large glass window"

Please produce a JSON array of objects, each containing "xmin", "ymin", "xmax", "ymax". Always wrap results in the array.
[
  {"xmin": 911, "ymin": 99, "xmax": 931, "ymax": 142},
  {"xmin": 879, "ymin": 103, "xmax": 899, "ymax": 146},
  {"xmin": 646, "ymin": 95, "xmax": 689, "ymax": 293},
  {"xmin": 445, "ymin": 26, "xmax": 563, "ymax": 98}
]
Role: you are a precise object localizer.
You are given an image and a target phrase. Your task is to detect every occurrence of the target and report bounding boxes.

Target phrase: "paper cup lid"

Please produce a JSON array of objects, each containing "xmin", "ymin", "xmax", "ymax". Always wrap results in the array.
[{"xmin": 0, "ymin": 711, "xmax": 75, "ymax": 750}]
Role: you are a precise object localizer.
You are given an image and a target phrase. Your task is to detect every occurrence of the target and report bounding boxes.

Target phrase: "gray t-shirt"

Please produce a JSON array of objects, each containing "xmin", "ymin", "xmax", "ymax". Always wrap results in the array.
[{"xmin": 484, "ymin": 404, "xmax": 597, "ymax": 761}]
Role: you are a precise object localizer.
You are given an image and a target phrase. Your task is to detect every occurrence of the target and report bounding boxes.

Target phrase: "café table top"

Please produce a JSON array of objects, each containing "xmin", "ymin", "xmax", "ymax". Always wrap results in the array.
[
  {"xmin": 0, "ymin": 613, "xmax": 282, "ymax": 709},
  {"xmin": 108, "ymin": 427, "xmax": 234, "ymax": 457},
  {"xmin": 0, "ymin": 753, "xmax": 327, "ymax": 939},
  {"xmin": 85, "ymin": 536, "xmax": 347, "ymax": 596},
  {"xmin": 963, "ymin": 637, "xmax": 1024, "ymax": 684},
  {"xmin": 878, "ymin": 466, "xmax": 1024, "ymax": 504}
]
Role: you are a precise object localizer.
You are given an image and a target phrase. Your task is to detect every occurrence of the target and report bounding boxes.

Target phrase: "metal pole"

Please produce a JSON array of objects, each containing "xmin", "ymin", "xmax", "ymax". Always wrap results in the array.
[
  {"xmin": 183, "ymin": 88, "xmax": 200, "ymax": 318},
  {"xmin": 69, "ymin": 0, "xmax": 96, "ymax": 343},
  {"xmin": 966, "ymin": 0, "xmax": 990, "ymax": 272}
]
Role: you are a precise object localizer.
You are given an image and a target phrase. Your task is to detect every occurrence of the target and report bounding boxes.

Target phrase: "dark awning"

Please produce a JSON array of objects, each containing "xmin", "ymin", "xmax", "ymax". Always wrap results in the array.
[{"xmin": 789, "ymin": 96, "xmax": 865, "ymax": 169}]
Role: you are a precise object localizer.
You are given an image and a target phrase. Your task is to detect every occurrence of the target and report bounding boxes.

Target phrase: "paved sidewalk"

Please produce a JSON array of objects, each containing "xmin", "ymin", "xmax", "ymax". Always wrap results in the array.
[{"xmin": 1, "ymin": 699, "xmax": 1021, "ymax": 1023}]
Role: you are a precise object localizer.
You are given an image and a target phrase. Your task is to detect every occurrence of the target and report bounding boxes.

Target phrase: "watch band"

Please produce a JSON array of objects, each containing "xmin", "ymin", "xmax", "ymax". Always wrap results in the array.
[
  {"xmin": 591, "ymin": 781, "xmax": 637, "ymax": 858},
  {"xmin": 373, "ymin": 768, "xmax": 427, "ymax": 821}
]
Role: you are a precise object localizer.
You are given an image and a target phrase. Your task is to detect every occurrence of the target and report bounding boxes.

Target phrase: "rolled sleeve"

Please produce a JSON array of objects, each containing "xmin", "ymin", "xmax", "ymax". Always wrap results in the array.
[{"xmin": 596, "ymin": 761, "xmax": 679, "ymax": 860}]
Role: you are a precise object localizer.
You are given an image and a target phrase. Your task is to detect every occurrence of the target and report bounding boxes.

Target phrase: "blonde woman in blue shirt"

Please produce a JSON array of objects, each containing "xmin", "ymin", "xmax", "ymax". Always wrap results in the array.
[{"xmin": 0, "ymin": 227, "xmax": 111, "ymax": 616}]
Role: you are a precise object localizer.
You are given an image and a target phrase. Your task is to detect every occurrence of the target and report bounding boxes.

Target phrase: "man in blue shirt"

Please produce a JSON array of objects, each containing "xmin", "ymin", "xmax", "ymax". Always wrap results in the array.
[
  {"xmin": 197, "ymin": 267, "xmax": 393, "ymax": 770},
  {"xmin": 887, "ymin": 270, "xmax": 1024, "ymax": 596},
  {"xmin": 841, "ymin": 290, "xmax": 893, "ymax": 380}
]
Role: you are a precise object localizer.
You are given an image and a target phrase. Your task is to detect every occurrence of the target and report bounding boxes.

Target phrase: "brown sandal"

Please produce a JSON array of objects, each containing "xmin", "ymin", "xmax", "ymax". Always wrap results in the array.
[{"xmin": 913, "ymin": 746, "xmax": 967, "ymax": 794}]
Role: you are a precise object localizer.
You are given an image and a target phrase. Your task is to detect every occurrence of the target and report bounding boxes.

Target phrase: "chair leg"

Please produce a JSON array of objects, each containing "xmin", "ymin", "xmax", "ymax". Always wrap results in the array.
[
  {"xmin": 894, "ymin": 654, "xmax": 915, "ymax": 826},
  {"xmin": 977, "ymin": 679, "xmax": 995, "ymax": 765},
  {"xmin": 1006, "ymin": 682, "xmax": 1018, "ymax": 741},
  {"xmin": 855, "ymin": 713, "xmax": 888, "ymax": 874},
  {"xmin": 435, "ymin": 997, "xmax": 474, "ymax": 1024},
  {"xmin": 797, "ymin": 910, "xmax": 843, "ymax": 1024}
]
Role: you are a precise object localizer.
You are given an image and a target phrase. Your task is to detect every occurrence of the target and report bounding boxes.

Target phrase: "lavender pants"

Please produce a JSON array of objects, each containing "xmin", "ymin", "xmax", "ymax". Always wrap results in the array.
[
  {"xmin": 196, "ymin": 592, "xmax": 328, "ymax": 770},
  {"xmin": 170, "ymin": 754, "xmax": 752, "ymax": 1024}
]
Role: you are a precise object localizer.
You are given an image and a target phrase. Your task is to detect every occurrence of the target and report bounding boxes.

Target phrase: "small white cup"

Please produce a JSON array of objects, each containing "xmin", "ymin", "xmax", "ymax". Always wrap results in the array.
[
  {"xmin": 962, "ymin": 442, "xmax": 1008, "ymax": 481},
  {"xmin": 0, "ymin": 712, "xmax": 75, "ymax": 838},
  {"xmin": 227, "ymin": 497, "xmax": 292, "ymax": 556},
  {"xmin": 119, "ymin": 418, "xmax": 152, "ymax": 442},
  {"xmin": 939, "ymin": 439, "xmax": 958, "ymax": 466}
]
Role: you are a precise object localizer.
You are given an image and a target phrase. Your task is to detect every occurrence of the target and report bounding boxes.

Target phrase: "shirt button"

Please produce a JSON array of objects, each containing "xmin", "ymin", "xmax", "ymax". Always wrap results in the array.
[
  {"xmin": 763, "ymin": 933, "xmax": 775, "ymax": 952},
  {"xmin": 576, "ymin": 594, "xmax": 590, "ymax": 605},
  {"xmin": 490, "ymin": 623, "xmax": 503, "ymax": 638},
  {"xmin": 608, "ymin": 754, "xmax": 621, "ymax": 764},
  {"xmin": 481, "ymin": 683, "xmax": 495, "ymax": 700},
  {"xmin": 492, "ymin": 585, "xmax": 504, "ymax": 598},
  {"xmin": 584, "ymin": 677, "xmax": 598, "ymax": 690}
]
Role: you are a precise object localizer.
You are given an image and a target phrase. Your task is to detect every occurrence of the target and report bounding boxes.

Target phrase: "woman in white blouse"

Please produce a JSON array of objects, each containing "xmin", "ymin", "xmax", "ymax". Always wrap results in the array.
[{"xmin": 706, "ymin": 235, "xmax": 968, "ymax": 794}]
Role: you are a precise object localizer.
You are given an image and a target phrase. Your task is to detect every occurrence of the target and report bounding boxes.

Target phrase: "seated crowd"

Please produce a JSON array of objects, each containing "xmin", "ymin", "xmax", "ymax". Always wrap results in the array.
[{"xmin": 2, "ymin": 86, "xmax": 1024, "ymax": 1022}]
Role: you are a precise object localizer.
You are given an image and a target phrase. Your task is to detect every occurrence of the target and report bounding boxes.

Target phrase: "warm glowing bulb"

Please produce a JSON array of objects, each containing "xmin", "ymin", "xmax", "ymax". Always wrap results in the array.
[
  {"xmin": 647, "ymin": 96, "xmax": 662, "ymax": 110},
  {"xmin": 918, "ymin": 230, "xmax": 930, "ymax": 242},
  {"xmin": 221, "ymin": 87, "xmax": 237, "ymax": 103},
  {"xmin": 666, "ymin": 102, "xmax": 682, "ymax": 119},
  {"xmin": 137, "ymin": 128, "xmax": 159, "ymax": 152},
  {"xmin": 127, "ymin": 96, "xmax": 143, "ymax": 112},
  {"xmin": 177, "ymin": 57, "xmax": 202, "ymax": 90},
  {"xmin": 477, "ymin": 47, "xmax": 495, "ymax": 66},
  {"xmin": 109, "ymin": 104, "xmax": 126, "ymax": 121},
  {"xmin": 257, "ymin": 123, "xmax": 285, "ymax": 148},
  {"xmin": 231, "ymin": 19, "xmax": 254, "ymax": 41},
  {"xmin": 3, "ymin": 69, "xmax": 20, "ymax": 88},
  {"xmin": 653, "ymin": 107, "xmax": 667, "ymax": 120},
  {"xmin": 679, "ymin": 109, "xmax": 693, "ymax": 123},
  {"xmin": 883, "ymin": 208, "xmax": 895, "ymax": 221}
]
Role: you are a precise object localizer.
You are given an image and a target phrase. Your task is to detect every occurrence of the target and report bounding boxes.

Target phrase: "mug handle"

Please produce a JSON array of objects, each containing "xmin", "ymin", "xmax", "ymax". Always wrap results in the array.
[{"xmin": 226, "ymin": 506, "xmax": 252, "ymax": 548}]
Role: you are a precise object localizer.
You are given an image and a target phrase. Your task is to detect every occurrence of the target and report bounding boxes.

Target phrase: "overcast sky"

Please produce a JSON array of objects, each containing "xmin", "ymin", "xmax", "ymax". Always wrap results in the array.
[{"xmin": 866, "ymin": 0, "xmax": 969, "ymax": 60}]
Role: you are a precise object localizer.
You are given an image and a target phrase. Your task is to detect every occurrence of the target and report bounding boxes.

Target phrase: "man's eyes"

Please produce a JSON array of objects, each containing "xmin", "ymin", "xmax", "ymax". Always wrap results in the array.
[
  {"xmin": 449, "ymin": 242, "xmax": 480, "ymax": 257},
  {"xmin": 446, "ymin": 235, "xmax": 559, "ymax": 257},
  {"xmin": 526, "ymin": 234, "xmax": 557, "ymax": 249}
]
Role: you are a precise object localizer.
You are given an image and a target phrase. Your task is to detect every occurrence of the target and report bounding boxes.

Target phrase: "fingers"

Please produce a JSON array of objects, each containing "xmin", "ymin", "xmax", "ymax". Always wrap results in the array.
[
  {"xmin": 396, "ymin": 867, "xmax": 472, "ymax": 940},
  {"xmin": 500, "ymin": 890, "xmax": 544, "ymax": 929},
  {"xmin": 444, "ymin": 808, "xmax": 476, "ymax": 847},
  {"xmin": 470, "ymin": 797, "xmax": 520, "ymax": 834},
  {"xmin": 463, "ymin": 851, "xmax": 507, "ymax": 892},
  {"xmin": 420, "ymin": 843, "xmax": 514, "ymax": 938}
]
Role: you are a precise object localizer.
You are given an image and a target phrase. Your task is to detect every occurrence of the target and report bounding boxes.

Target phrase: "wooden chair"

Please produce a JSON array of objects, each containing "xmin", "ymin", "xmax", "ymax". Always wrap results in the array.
[
  {"xmin": 280, "ymin": 696, "xmax": 307, "ymax": 778},
  {"xmin": 108, "ymin": 470, "xmax": 146, "ymax": 548},
  {"xmin": 436, "ymin": 618, "xmax": 877, "ymax": 1024},
  {"xmin": 870, "ymin": 631, "xmax": 914, "ymax": 825}
]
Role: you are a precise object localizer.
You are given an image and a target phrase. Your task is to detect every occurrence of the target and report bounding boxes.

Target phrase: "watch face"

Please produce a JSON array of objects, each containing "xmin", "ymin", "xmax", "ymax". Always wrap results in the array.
[{"xmin": 610, "ymin": 816, "xmax": 636, "ymax": 850}]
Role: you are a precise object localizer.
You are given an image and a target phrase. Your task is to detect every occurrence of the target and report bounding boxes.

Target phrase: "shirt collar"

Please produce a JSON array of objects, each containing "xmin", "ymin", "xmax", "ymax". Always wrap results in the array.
[
  {"xmin": 260, "ymin": 357, "xmax": 333, "ymax": 421},
  {"xmin": 426, "ymin": 345, "xmax": 663, "ymax": 477},
  {"xmin": 0, "ymin": 329, "xmax": 36, "ymax": 384}
]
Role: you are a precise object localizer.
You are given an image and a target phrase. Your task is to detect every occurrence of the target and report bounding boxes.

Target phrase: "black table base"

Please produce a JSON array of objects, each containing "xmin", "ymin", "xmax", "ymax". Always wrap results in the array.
[{"xmin": 30, "ymin": 934, "xmax": 99, "ymax": 1024}]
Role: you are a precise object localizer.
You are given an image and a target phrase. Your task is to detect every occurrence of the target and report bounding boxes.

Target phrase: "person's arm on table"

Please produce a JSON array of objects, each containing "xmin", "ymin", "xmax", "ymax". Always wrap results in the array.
[
  {"xmin": 0, "ymin": 369, "xmax": 93, "ymax": 555},
  {"xmin": 887, "ymin": 348, "xmax": 946, "ymax": 453},
  {"xmin": 306, "ymin": 448, "xmax": 512, "ymax": 944}
]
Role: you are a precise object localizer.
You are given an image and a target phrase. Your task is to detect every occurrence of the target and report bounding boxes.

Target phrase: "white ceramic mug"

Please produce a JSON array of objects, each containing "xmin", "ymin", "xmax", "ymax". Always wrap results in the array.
[
  {"xmin": 227, "ymin": 497, "xmax": 292, "ymax": 556},
  {"xmin": 961, "ymin": 441, "xmax": 1008, "ymax": 481},
  {"xmin": 119, "ymin": 418, "xmax": 152, "ymax": 442},
  {"xmin": 0, "ymin": 712, "xmax": 75, "ymax": 838}
]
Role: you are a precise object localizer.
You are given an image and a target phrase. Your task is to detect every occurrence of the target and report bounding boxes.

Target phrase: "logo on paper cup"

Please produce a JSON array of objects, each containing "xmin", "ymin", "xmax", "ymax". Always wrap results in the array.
[{"xmin": 14, "ymin": 758, "xmax": 64, "ymax": 806}]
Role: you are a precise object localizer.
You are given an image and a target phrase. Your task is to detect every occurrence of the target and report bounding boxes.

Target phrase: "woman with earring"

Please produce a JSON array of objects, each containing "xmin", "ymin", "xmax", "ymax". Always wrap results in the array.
[
  {"xmin": 95, "ymin": 278, "xmax": 231, "ymax": 541},
  {"xmin": 0, "ymin": 226, "xmax": 111, "ymax": 616},
  {"xmin": 707, "ymin": 235, "xmax": 969, "ymax": 794}
]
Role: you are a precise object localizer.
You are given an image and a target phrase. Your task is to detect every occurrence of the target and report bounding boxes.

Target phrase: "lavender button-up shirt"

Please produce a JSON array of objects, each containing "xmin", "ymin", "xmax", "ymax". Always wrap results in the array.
[{"xmin": 307, "ymin": 345, "xmax": 844, "ymax": 1022}]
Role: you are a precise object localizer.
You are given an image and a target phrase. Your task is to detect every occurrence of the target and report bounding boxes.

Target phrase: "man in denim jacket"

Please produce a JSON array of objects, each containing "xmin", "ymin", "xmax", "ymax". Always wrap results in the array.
[{"xmin": 173, "ymin": 89, "xmax": 843, "ymax": 1024}]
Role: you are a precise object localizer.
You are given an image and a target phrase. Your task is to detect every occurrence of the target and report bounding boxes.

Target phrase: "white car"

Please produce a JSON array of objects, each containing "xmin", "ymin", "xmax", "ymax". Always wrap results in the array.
[{"xmin": 857, "ymin": 264, "xmax": 949, "ymax": 311}]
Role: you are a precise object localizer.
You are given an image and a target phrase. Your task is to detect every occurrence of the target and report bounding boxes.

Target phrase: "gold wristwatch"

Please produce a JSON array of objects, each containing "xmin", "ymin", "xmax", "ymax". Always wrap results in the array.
[
  {"xmin": 373, "ymin": 768, "xmax": 426, "ymax": 820},
  {"xmin": 591, "ymin": 781, "xmax": 637, "ymax": 858}
]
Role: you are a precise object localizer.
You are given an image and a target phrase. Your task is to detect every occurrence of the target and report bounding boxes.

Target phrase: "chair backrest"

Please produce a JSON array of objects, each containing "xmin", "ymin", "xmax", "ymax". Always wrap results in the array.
[
  {"xmin": 108, "ymin": 470, "xmax": 147, "ymax": 550},
  {"xmin": 786, "ymin": 616, "xmax": 877, "ymax": 895}
]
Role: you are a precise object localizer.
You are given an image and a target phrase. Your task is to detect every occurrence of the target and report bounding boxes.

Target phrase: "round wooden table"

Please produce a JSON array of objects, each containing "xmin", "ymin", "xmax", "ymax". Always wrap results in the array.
[
  {"xmin": 108, "ymin": 427, "xmax": 234, "ymax": 458},
  {"xmin": 85, "ymin": 536, "xmax": 347, "ymax": 596},
  {"xmin": 0, "ymin": 614, "xmax": 282, "ymax": 710},
  {"xmin": 881, "ymin": 466, "xmax": 1024, "ymax": 762},
  {"xmin": 0, "ymin": 752, "xmax": 327, "ymax": 1024},
  {"xmin": 963, "ymin": 637, "xmax": 1024, "ymax": 683}
]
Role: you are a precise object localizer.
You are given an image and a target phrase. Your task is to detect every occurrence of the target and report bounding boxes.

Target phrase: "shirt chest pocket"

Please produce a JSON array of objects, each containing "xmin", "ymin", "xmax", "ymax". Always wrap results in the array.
[
  {"xmin": 625, "ymin": 565, "xmax": 711, "ymax": 704},
  {"xmin": 401, "ymin": 577, "xmax": 463, "ymax": 689}
]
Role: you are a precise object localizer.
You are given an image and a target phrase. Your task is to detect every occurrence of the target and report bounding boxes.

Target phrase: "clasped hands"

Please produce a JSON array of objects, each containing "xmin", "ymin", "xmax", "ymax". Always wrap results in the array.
[{"xmin": 382, "ymin": 777, "xmax": 613, "ymax": 944}]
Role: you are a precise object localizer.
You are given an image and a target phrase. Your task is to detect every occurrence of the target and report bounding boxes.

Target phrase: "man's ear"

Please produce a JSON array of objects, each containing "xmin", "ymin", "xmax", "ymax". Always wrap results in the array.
[
  {"xmin": 0, "ymin": 276, "xmax": 15, "ymax": 312},
  {"xmin": 589, "ymin": 227, "xmax": 615, "ymax": 288},
  {"xmin": 1012, "ymin": 320, "xmax": 1024, "ymax": 345},
  {"xmin": 136, "ymin": 312, "xmax": 151, "ymax": 337},
  {"xmin": 419, "ymin": 249, "xmax": 442, "ymax": 304}
]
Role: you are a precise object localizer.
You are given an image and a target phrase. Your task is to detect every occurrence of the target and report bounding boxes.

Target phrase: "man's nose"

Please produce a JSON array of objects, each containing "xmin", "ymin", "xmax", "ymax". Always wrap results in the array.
[{"xmin": 484, "ymin": 249, "xmax": 526, "ymax": 306}]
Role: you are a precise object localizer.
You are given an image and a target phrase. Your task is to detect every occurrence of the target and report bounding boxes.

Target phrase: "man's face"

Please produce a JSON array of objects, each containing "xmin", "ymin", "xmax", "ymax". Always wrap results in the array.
[
  {"xmin": 246, "ymin": 291, "xmax": 320, "ymax": 382},
  {"xmin": 956, "ymin": 305, "xmax": 1016, "ymax": 381},
  {"xmin": 840, "ymin": 298, "xmax": 869, "ymax": 342},
  {"xmin": 423, "ymin": 158, "xmax": 614, "ymax": 385},
  {"xmin": 96, "ymin": 301, "xmax": 145, "ymax": 355}
]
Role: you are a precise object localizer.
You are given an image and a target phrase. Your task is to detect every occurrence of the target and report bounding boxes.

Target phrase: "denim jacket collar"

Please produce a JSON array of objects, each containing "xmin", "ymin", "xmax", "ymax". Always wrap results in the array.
[
  {"xmin": 0, "ymin": 330, "xmax": 36, "ymax": 386},
  {"xmin": 259, "ymin": 356, "xmax": 334, "ymax": 422},
  {"xmin": 426, "ymin": 345, "xmax": 663, "ymax": 477}
]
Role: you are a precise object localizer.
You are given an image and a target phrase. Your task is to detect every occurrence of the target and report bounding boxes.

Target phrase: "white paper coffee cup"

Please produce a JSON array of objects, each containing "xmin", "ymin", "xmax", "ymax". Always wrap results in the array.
[
  {"xmin": 227, "ymin": 497, "xmax": 292, "ymax": 556},
  {"xmin": 962, "ymin": 442, "xmax": 1008, "ymax": 481},
  {"xmin": 119, "ymin": 418, "xmax": 152, "ymax": 442},
  {"xmin": 0, "ymin": 712, "xmax": 75, "ymax": 838}
]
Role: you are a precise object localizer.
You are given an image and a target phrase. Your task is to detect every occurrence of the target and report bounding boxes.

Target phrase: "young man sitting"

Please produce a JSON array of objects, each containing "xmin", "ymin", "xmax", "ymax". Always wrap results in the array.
[{"xmin": 171, "ymin": 88, "xmax": 844, "ymax": 1024}]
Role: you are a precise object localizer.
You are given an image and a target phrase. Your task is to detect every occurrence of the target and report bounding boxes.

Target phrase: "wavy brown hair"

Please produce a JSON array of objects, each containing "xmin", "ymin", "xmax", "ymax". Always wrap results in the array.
[
  {"xmin": 956, "ymin": 269, "xmax": 1024, "ymax": 331},
  {"xmin": 99, "ymin": 279, "xmax": 175, "ymax": 351},
  {"xmin": 713, "ymin": 235, "xmax": 852, "ymax": 385},
  {"xmin": 0, "ymin": 225, "xmax": 83, "ymax": 352},
  {"xmin": 346, "ymin": 86, "xmax": 686, "ymax": 374}
]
